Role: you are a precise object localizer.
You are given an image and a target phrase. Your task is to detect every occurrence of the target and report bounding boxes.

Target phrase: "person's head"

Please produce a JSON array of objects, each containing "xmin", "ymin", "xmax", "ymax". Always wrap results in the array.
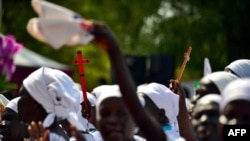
[
  {"xmin": 224, "ymin": 59, "xmax": 250, "ymax": 78},
  {"xmin": 17, "ymin": 86, "xmax": 47, "ymax": 123},
  {"xmin": 193, "ymin": 71, "xmax": 238, "ymax": 104},
  {"xmin": 18, "ymin": 67, "xmax": 85, "ymax": 131},
  {"xmin": 220, "ymin": 78, "xmax": 250, "ymax": 125},
  {"xmin": 137, "ymin": 83, "xmax": 179, "ymax": 138},
  {"xmin": 192, "ymin": 94, "xmax": 221, "ymax": 141},
  {"xmin": 219, "ymin": 78, "xmax": 250, "ymax": 141},
  {"xmin": 0, "ymin": 97, "xmax": 29, "ymax": 141},
  {"xmin": 94, "ymin": 85, "xmax": 139, "ymax": 141}
]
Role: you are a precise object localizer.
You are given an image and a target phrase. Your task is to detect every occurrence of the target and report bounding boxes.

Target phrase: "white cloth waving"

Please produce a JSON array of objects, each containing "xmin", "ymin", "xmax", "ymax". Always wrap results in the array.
[{"xmin": 27, "ymin": 0, "xmax": 94, "ymax": 49}]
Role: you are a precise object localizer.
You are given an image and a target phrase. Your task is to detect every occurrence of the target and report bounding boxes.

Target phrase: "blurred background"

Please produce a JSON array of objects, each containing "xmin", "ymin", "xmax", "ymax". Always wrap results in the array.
[{"xmin": 1, "ymin": 0, "xmax": 250, "ymax": 98}]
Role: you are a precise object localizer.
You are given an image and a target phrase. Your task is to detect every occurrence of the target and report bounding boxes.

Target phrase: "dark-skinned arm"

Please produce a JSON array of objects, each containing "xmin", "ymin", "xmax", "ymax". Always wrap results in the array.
[
  {"xmin": 89, "ymin": 21, "xmax": 166, "ymax": 141},
  {"xmin": 170, "ymin": 79, "xmax": 196, "ymax": 141}
]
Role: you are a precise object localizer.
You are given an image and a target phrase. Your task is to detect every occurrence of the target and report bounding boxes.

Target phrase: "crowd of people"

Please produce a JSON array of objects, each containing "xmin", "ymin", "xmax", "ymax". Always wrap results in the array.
[{"xmin": 1, "ymin": 1, "xmax": 250, "ymax": 141}]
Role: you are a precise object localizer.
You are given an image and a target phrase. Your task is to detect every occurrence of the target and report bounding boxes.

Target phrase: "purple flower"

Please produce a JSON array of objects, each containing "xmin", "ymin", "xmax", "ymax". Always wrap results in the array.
[{"xmin": 0, "ymin": 34, "xmax": 23, "ymax": 80}]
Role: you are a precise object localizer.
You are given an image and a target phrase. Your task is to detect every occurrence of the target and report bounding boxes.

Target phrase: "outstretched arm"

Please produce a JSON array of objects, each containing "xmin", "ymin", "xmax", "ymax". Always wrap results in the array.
[
  {"xmin": 170, "ymin": 79, "xmax": 196, "ymax": 141},
  {"xmin": 89, "ymin": 21, "xmax": 166, "ymax": 141}
]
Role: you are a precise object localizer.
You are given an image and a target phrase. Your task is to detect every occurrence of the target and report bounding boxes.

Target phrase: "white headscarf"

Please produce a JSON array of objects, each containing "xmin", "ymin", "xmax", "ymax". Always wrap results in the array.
[
  {"xmin": 94, "ymin": 85, "xmax": 121, "ymax": 115},
  {"xmin": 137, "ymin": 83, "xmax": 179, "ymax": 125},
  {"xmin": 201, "ymin": 71, "xmax": 238, "ymax": 93},
  {"xmin": 93, "ymin": 84, "xmax": 145, "ymax": 117},
  {"xmin": 196, "ymin": 93, "xmax": 221, "ymax": 105},
  {"xmin": 0, "ymin": 94, "xmax": 10, "ymax": 107},
  {"xmin": 137, "ymin": 82, "xmax": 179, "ymax": 134},
  {"xmin": 220, "ymin": 78, "xmax": 250, "ymax": 111},
  {"xmin": 6, "ymin": 96, "xmax": 20, "ymax": 113},
  {"xmin": 86, "ymin": 92, "xmax": 97, "ymax": 106},
  {"xmin": 78, "ymin": 91, "xmax": 97, "ymax": 106},
  {"xmin": 225, "ymin": 59, "xmax": 250, "ymax": 78},
  {"xmin": 23, "ymin": 67, "xmax": 84, "ymax": 131}
]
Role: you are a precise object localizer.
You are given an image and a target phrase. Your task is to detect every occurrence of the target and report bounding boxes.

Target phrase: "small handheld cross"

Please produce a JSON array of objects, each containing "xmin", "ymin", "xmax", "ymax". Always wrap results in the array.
[
  {"xmin": 170, "ymin": 46, "xmax": 192, "ymax": 91},
  {"xmin": 176, "ymin": 46, "xmax": 192, "ymax": 81},
  {"xmin": 72, "ymin": 50, "xmax": 90, "ymax": 117}
]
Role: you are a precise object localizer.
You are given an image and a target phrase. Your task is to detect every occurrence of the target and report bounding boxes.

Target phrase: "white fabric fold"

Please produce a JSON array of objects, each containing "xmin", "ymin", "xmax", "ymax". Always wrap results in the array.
[
  {"xmin": 225, "ymin": 59, "xmax": 250, "ymax": 78},
  {"xmin": 137, "ymin": 83, "xmax": 179, "ymax": 126},
  {"xmin": 23, "ymin": 67, "xmax": 84, "ymax": 131},
  {"xmin": 6, "ymin": 96, "xmax": 19, "ymax": 113}
]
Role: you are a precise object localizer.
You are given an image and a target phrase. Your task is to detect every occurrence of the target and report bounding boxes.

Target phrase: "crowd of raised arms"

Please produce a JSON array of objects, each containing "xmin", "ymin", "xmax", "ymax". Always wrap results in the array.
[{"xmin": 1, "ymin": 1, "xmax": 250, "ymax": 141}]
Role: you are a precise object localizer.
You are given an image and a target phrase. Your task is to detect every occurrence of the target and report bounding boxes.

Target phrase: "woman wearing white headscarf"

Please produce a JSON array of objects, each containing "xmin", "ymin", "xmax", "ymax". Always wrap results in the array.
[
  {"xmin": 137, "ymin": 82, "xmax": 180, "ymax": 139},
  {"xmin": 18, "ymin": 67, "xmax": 85, "ymax": 141},
  {"xmin": 219, "ymin": 78, "xmax": 250, "ymax": 141},
  {"xmin": 193, "ymin": 71, "xmax": 238, "ymax": 104},
  {"xmin": 0, "ymin": 96, "xmax": 29, "ymax": 141},
  {"xmin": 94, "ymin": 84, "xmax": 146, "ymax": 141},
  {"xmin": 192, "ymin": 94, "xmax": 221, "ymax": 141},
  {"xmin": 220, "ymin": 78, "xmax": 250, "ymax": 125},
  {"xmin": 225, "ymin": 59, "xmax": 250, "ymax": 78}
]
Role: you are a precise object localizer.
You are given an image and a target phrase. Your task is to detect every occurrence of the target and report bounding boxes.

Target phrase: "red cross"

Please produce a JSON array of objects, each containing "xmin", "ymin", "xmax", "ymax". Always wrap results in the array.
[{"xmin": 73, "ymin": 50, "xmax": 90, "ymax": 117}]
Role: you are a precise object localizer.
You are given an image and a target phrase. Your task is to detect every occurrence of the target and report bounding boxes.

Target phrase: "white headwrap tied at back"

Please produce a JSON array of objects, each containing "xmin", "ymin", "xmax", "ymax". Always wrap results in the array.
[
  {"xmin": 23, "ymin": 67, "xmax": 84, "ymax": 131},
  {"xmin": 201, "ymin": 71, "xmax": 238, "ymax": 93},
  {"xmin": 137, "ymin": 83, "xmax": 179, "ymax": 134},
  {"xmin": 6, "ymin": 96, "xmax": 20, "ymax": 113},
  {"xmin": 225, "ymin": 59, "xmax": 250, "ymax": 78},
  {"xmin": 220, "ymin": 78, "xmax": 250, "ymax": 111}
]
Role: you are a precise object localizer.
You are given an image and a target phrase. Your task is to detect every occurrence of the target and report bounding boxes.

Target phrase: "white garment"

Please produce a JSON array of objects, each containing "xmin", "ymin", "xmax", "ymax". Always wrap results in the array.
[
  {"xmin": 165, "ymin": 131, "xmax": 186, "ymax": 141},
  {"xmin": 49, "ymin": 132, "xmax": 66, "ymax": 141},
  {"xmin": 137, "ymin": 82, "xmax": 180, "ymax": 135},
  {"xmin": 70, "ymin": 133, "xmax": 96, "ymax": 141},
  {"xmin": 23, "ymin": 67, "xmax": 84, "ymax": 131},
  {"xmin": 90, "ymin": 130, "xmax": 103, "ymax": 141}
]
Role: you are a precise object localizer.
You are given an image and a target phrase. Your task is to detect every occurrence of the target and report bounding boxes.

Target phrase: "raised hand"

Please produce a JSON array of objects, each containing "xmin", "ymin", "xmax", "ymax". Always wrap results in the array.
[{"xmin": 24, "ymin": 121, "xmax": 50, "ymax": 141}]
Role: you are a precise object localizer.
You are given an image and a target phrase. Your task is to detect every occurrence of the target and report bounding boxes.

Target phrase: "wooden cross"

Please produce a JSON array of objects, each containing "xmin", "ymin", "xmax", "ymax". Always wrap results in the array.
[
  {"xmin": 176, "ymin": 46, "xmax": 192, "ymax": 81},
  {"xmin": 72, "ymin": 50, "xmax": 90, "ymax": 117}
]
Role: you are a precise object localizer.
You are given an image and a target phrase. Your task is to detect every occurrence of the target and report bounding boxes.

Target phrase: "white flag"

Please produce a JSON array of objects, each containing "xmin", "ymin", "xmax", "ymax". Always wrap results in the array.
[
  {"xmin": 203, "ymin": 57, "xmax": 212, "ymax": 76},
  {"xmin": 27, "ymin": 0, "xmax": 94, "ymax": 49}
]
